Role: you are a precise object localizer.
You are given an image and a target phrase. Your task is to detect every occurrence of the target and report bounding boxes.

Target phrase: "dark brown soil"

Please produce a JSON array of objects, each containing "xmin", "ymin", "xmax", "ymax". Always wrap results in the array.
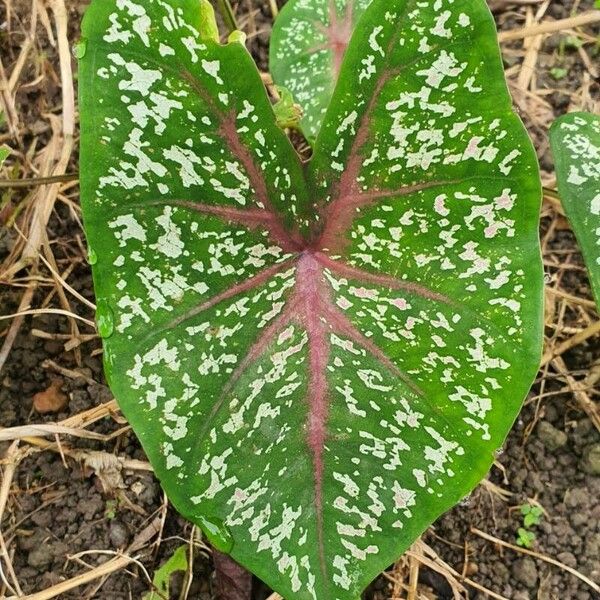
[{"xmin": 1, "ymin": 1, "xmax": 599, "ymax": 599}]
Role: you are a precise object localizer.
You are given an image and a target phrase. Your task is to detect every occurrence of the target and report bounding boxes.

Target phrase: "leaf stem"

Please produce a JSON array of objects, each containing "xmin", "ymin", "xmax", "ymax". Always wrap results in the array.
[{"xmin": 215, "ymin": 0, "xmax": 238, "ymax": 33}]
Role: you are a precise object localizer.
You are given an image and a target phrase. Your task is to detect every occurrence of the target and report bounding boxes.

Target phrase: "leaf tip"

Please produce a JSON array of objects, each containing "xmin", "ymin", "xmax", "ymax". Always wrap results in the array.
[
  {"xmin": 227, "ymin": 30, "xmax": 247, "ymax": 46},
  {"xmin": 198, "ymin": 0, "xmax": 220, "ymax": 43}
]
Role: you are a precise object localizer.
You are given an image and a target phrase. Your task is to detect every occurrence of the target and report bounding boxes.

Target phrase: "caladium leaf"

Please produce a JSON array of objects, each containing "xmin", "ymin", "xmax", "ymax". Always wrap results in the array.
[
  {"xmin": 78, "ymin": 0, "xmax": 543, "ymax": 599},
  {"xmin": 270, "ymin": 0, "xmax": 374, "ymax": 142},
  {"xmin": 550, "ymin": 112, "xmax": 600, "ymax": 310}
]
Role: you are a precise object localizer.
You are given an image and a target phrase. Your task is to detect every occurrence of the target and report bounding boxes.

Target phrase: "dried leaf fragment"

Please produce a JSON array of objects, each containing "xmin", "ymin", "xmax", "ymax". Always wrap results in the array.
[{"xmin": 32, "ymin": 379, "xmax": 68, "ymax": 414}]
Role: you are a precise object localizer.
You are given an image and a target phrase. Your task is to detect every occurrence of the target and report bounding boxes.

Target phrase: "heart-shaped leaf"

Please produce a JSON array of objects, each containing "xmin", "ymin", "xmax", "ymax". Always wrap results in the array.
[
  {"xmin": 270, "ymin": 0, "xmax": 374, "ymax": 142},
  {"xmin": 79, "ymin": 0, "xmax": 543, "ymax": 598},
  {"xmin": 550, "ymin": 112, "xmax": 600, "ymax": 309}
]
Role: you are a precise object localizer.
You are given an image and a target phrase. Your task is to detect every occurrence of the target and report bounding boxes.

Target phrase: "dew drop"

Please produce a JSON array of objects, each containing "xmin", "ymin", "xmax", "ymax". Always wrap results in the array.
[
  {"xmin": 96, "ymin": 299, "xmax": 114, "ymax": 339},
  {"xmin": 87, "ymin": 247, "xmax": 98, "ymax": 265},
  {"xmin": 73, "ymin": 39, "xmax": 87, "ymax": 59},
  {"xmin": 197, "ymin": 515, "xmax": 234, "ymax": 553}
]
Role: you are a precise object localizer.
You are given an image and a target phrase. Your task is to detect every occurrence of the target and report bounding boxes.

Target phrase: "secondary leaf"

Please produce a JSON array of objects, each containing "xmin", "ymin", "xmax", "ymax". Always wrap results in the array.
[
  {"xmin": 143, "ymin": 545, "xmax": 188, "ymax": 600},
  {"xmin": 270, "ymin": 0, "xmax": 374, "ymax": 142},
  {"xmin": 79, "ymin": 1, "xmax": 543, "ymax": 599},
  {"xmin": 273, "ymin": 86, "xmax": 304, "ymax": 131},
  {"xmin": 0, "ymin": 146, "xmax": 9, "ymax": 167},
  {"xmin": 550, "ymin": 112, "xmax": 600, "ymax": 310}
]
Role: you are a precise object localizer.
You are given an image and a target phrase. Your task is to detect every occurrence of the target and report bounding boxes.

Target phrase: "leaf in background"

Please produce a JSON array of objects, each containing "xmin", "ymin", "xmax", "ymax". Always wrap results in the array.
[
  {"xmin": 270, "ymin": 0, "xmax": 374, "ymax": 142},
  {"xmin": 273, "ymin": 86, "xmax": 304, "ymax": 130},
  {"xmin": 143, "ymin": 545, "xmax": 188, "ymax": 600},
  {"xmin": 0, "ymin": 146, "xmax": 9, "ymax": 167},
  {"xmin": 550, "ymin": 112, "xmax": 600, "ymax": 310},
  {"xmin": 79, "ymin": 0, "xmax": 543, "ymax": 598}
]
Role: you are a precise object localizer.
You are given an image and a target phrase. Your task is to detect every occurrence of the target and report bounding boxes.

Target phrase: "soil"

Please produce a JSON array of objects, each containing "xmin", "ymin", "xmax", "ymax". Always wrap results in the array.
[{"xmin": 1, "ymin": 0, "xmax": 599, "ymax": 599}]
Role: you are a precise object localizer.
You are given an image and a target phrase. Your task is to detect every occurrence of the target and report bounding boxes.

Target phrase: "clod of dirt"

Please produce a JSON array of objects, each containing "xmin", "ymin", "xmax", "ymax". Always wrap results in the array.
[
  {"xmin": 556, "ymin": 551, "xmax": 578, "ymax": 568},
  {"xmin": 109, "ymin": 520, "xmax": 130, "ymax": 548},
  {"xmin": 511, "ymin": 557, "xmax": 539, "ymax": 588},
  {"xmin": 565, "ymin": 487, "xmax": 591, "ymax": 510},
  {"xmin": 536, "ymin": 420, "xmax": 568, "ymax": 451},
  {"xmin": 27, "ymin": 546, "xmax": 53, "ymax": 570},
  {"xmin": 581, "ymin": 443, "xmax": 600, "ymax": 475},
  {"xmin": 32, "ymin": 379, "xmax": 68, "ymax": 414}
]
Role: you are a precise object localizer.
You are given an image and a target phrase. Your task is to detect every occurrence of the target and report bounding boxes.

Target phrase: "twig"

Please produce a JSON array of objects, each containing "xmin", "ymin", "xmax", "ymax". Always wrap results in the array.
[
  {"xmin": 0, "ymin": 0, "xmax": 76, "ymax": 373},
  {"xmin": 269, "ymin": 0, "xmax": 278, "ymax": 18},
  {"xmin": 0, "ymin": 173, "xmax": 78, "ymax": 188},
  {"xmin": 0, "ymin": 278, "xmax": 36, "ymax": 373},
  {"xmin": 545, "ymin": 286, "xmax": 597, "ymax": 309},
  {"xmin": 551, "ymin": 356, "xmax": 600, "ymax": 431},
  {"xmin": 489, "ymin": 0, "xmax": 543, "ymax": 11},
  {"xmin": 471, "ymin": 528, "xmax": 600, "ymax": 594},
  {"xmin": 0, "ymin": 424, "xmax": 109, "ymax": 443},
  {"xmin": 0, "ymin": 442, "xmax": 25, "ymax": 596},
  {"xmin": 407, "ymin": 548, "xmax": 420, "ymax": 600},
  {"xmin": 498, "ymin": 10, "xmax": 600, "ymax": 42},
  {"xmin": 0, "ymin": 308, "xmax": 96, "ymax": 328},
  {"xmin": 7, "ymin": 554, "xmax": 135, "ymax": 600},
  {"xmin": 541, "ymin": 320, "xmax": 600, "ymax": 367}
]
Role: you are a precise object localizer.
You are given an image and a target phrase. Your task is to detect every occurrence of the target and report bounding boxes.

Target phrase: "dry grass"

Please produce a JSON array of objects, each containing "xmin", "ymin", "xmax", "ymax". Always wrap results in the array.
[{"xmin": 1, "ymin": 0, "xmax": 599, "ymax": 598}]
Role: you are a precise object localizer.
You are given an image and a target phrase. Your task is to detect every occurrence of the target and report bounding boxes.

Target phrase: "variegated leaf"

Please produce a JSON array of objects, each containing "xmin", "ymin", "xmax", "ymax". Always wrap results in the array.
[
  {"xmin": 270, "ymin": 0, "xmax": 374, "ymax": 142},
  {"xmin": 78, "ymin": 0, "xmax": 543, "ymax": 598},
  {"xmin": 550, "ymin": 112, "xmax": 600, "ymax": 309}
]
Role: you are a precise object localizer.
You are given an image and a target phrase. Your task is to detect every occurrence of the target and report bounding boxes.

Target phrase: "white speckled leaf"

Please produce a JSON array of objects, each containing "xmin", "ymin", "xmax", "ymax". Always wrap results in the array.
[
  {"xmin": 79, "ymin": 0, "xmax": 543, "ymax": 599},
  {"xmin": 550, "ymin": 112, "xmax": 600, "ymax": 310},
  {"xmin": 270, "ymin": 0, "xmax": 374, "ymax": 142}
]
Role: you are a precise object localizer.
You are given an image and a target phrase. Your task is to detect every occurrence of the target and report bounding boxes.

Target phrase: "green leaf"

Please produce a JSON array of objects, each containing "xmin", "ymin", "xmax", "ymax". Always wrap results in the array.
[
  {"xmin": 273, "ymin": 86, "xmax": 304, "ymax": 130},
  {"xmin": 270, "ymin": 0, "xmax": 374, "ymax": 142},
  {"xmin": 0, "ymin": 146, "xmax": 9, "ymax": 167},
  {"xmin": 198, "ymin": 0, "xmax": 220, "ymax": 43},
  {"xmin": 516, "ymin": 528, "xmax": 536, "ymax": 548},
  {"xmin": 143, "ymin": 545, "xmax": 188, "ymax": 600},
  {"xmin": 550, "ymin": 112, "xmax": 600, "ymax": 310},
  {"xmin": 550, "ymin": 67, "xmax": 568, "ymax": 80},
  {"xmin": 523, "ymin": 511, "xmax": 540, "ymax": 528},
  {"xmin": 520, "ymin": 503, "xmax": 543, "ymax": 528},
  {"xmin": 78, "ymin": 0, "xmax": 543, "ymax": 598}
]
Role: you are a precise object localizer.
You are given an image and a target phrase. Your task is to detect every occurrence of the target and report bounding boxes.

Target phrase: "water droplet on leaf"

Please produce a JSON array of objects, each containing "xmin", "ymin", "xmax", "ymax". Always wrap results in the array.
[
  {"xmin": 73, "ymin": 39, "xmax": 87, "ymax": 59},
  {"xmin": 197, "ymin": 515, "xmax": 233, "ymax": 553},
  {"xmin": 96, "ymin": 299, "xmax": 115, "ymax": 339},
  {"xmin": 87, "ymin": 247, "xmax": 98, "ymax": 265}
]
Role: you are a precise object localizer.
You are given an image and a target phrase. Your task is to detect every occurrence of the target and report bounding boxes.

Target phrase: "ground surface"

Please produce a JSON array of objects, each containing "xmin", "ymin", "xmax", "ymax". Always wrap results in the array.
[{"xmin": 0, "ymin": 0, "xmax": 599, "ymax": 599}]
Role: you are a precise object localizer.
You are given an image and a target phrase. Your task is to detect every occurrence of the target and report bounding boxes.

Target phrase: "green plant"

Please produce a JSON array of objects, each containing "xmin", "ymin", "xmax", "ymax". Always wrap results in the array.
[
  {"xmin": 273, "ymin": 86, "xmax": 304, "ymax": 131},
  {"xmin": 516, "ymin": 527, "xmax": 536, "ymax": 548},
  {"xmin": 550, "ymin": 67, "xmax": 568, "ymax": 80},
  {"xmin": 143, "ymin": 545, "xmax": 188, "ymax": 600},
  {"xmin": 520, "ymin": 503, "xmax": 543, "ymax": 528},
  {"xmin": 78, "ymin": 0, "xmax": 543, "ymax": 597},
  {"xmin": 0, "ymin": 148, "xmax": 8, "ymax": 167},
  {"xmin": 550, "ymin": 112, "xmax": 600, "ymax": 310},
  {"xmin": 104, "ymin": 498, "xmax": 118, "ymax": 520},
  {"xmin": 515, "ymin": 503, "xmax": 543, "ymax": 548}
]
